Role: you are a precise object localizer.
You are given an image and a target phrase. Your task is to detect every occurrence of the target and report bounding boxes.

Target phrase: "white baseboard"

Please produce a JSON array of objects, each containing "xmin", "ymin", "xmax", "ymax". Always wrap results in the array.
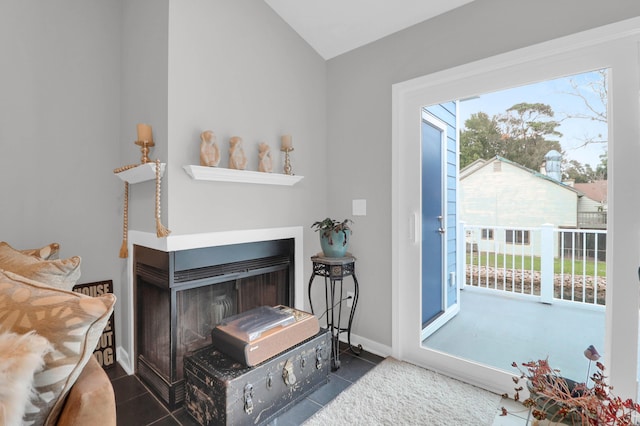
[
  {"xmin": 338, "ymin": 332, "xmax": 392, "ymax": 359},
  {"xmin": 116, "ymin": 346, "xmax": 134, "ymax": 375}
]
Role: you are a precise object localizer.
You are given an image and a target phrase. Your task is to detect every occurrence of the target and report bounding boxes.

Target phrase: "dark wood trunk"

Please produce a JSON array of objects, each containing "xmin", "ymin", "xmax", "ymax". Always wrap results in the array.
[{"xmin": 184, "ymin": 330, "xmax": 330, "ymax": 426}]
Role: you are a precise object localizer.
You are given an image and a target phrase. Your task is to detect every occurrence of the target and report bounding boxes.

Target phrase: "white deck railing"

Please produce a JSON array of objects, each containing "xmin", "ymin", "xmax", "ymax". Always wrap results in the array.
[{"xmin": 461, "ymin": 223, "xmax": 606, "ymax": 308}]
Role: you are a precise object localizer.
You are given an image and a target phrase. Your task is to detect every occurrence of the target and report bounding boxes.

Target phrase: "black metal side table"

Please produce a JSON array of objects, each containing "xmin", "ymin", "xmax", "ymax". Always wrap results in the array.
[{"xmin": 308, "ymin": 254, "xmax": 362, "ymax": 370}]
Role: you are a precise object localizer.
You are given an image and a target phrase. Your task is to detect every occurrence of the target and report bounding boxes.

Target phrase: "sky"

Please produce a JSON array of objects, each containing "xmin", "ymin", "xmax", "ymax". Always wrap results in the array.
[{"xmin": 458, "ymin": 70, "xmax": 608, "ymax": 168}]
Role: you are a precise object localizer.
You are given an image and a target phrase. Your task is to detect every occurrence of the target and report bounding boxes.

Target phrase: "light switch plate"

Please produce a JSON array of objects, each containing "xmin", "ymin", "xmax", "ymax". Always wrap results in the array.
[{"xmin": 352, "ymin": 199, "xmax": 366, "ymax": 216}]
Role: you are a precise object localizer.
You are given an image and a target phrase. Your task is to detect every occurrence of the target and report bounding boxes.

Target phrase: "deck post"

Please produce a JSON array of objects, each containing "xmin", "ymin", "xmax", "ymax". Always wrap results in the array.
[{"xmin": 540, "ymin": 224, "xmax": 555, "ymax": 304}]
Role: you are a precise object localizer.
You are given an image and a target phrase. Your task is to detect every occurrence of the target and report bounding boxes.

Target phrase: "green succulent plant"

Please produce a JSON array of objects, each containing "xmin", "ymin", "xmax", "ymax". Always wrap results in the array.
[{"xmin": 311, "ymin": 218, "xmax": 353, "ymax": 246}]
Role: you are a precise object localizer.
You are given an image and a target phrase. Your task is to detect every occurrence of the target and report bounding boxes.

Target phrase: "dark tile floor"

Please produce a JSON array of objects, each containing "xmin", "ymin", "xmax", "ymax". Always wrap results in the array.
[{"xmin": 108, "ymin": 343, "xmax": 384, "ymax": 426}]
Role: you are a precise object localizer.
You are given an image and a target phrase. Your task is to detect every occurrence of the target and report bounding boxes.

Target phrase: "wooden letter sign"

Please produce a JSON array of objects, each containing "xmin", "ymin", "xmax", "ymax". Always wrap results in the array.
[{"xmin": 72, "ymin": 280, "xmax": 116, "ymax": 369}]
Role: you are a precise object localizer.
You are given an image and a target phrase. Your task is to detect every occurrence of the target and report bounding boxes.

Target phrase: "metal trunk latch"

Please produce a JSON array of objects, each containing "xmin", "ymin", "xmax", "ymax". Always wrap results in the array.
[
  {"xmin": 315, "ymin": 345, "xmax": 324, "ymax": 369},
  {"xmin": 243, "ymin": 384, "xmax": 254, "ymax": 414},
  {"xmin": 266, "ymin": 373, "xmax": 273, "ymax": 389},
  {"xmin": 282, "ymin": 359, "xmax": 297, "ymax": 386}
]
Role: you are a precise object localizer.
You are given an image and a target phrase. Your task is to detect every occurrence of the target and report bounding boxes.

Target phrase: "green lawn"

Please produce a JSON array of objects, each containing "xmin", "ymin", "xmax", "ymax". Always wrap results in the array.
[{"xmin": 466, "ymin": 253, "xmax": 606, "ymax": 277}]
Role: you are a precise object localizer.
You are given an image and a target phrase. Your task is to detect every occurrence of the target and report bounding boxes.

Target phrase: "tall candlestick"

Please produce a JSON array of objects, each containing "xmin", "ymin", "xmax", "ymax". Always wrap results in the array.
[
  {"xmin": 137, "ymin": 123, "xmax": 153, "ymax": 142},
  {"xmin": 281, "ymin": 134, "xmax": 292, "ymax": 151},
  {"xmin": 135, "ymin": 123, "xmax": 155, "ymax": 163}
]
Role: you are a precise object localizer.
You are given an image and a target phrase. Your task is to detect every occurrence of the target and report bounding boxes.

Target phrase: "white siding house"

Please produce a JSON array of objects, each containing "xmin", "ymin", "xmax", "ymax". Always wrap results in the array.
[{"xmin": 460, "ymin": 156, "xmax": 585, "ymax": 255}]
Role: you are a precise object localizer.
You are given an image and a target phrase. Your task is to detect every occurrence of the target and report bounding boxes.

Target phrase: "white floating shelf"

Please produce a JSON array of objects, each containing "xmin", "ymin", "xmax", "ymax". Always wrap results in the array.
[
  {"xmin": 115, "ymin": 162, "xmax": 166, "ymax": 184},
  {"xmin": 183, "ymin": 165, "xmax": 304, "ymax": 186}
]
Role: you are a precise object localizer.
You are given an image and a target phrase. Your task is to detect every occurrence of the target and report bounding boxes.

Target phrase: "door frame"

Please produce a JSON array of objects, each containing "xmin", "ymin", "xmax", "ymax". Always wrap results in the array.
[
  {"xmin": 420, "ymin": 110, "xmax": 459, "ymax": 340},
  {"xmin": 392, "ymin": 18, "xmax": 640, "ymax": 397}
]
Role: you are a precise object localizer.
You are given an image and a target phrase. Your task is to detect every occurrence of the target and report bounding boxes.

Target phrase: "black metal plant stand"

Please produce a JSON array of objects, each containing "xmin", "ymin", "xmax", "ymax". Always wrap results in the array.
[{"xmin": 308, "ymin": 254, "xmax": 362, "ymax": 370}]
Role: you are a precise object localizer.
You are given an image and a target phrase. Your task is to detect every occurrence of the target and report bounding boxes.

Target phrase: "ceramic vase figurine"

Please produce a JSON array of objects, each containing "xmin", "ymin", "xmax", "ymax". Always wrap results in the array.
[
  {"xmin": 199, "ymin": 130, "xmax": 220, "ymax": 167},
  {"xmin": 228, "ymin": 136, "xmax": 248, "ymax": 170},
  {"xmin": 258, "ymin": 142, "xmax": 273, "ymax": 173}
]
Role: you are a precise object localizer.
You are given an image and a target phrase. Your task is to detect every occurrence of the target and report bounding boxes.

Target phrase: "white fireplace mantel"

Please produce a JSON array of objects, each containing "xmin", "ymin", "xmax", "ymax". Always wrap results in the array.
[{"xmin": 119, "ymin": 226, "xmax": 304, "ymax": 374}]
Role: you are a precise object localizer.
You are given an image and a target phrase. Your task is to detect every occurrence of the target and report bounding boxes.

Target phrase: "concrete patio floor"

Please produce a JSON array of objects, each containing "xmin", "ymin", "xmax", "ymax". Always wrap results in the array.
[{"xmin": 423, "ymin": 289, "xmax": 606, "ymax": 383}]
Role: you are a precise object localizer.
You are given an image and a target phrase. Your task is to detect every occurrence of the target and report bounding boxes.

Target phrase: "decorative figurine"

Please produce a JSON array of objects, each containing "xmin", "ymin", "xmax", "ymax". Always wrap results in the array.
[
  {"xmin": 228, "ymin": 136, "xmax": 247, "ymax": 170},
  {"xmin": 258, "ymin": 142, "xmax": 273, "ymax": 173},
  {"xmin": 199, "ymin": 130, "xmax": 220, "ymax": 167}
]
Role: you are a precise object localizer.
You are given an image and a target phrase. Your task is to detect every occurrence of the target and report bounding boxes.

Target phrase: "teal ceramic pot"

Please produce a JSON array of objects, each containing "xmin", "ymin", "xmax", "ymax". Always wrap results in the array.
[{"xmin": 320, "ymin": 229, "xmax": 350, "ymax": 257}]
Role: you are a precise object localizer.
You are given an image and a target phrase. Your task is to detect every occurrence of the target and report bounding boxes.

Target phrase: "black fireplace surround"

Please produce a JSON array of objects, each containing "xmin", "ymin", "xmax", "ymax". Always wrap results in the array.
[{"xmin": 134, "ymin": 238, "xmax": 295, "ymax": 409}]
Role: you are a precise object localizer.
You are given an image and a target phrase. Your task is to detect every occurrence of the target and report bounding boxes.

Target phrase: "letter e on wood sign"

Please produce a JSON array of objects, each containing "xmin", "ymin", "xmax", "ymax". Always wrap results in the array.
[{"xmin": 72, "ymin": 280, "xmax": 116, "ymax": 369}]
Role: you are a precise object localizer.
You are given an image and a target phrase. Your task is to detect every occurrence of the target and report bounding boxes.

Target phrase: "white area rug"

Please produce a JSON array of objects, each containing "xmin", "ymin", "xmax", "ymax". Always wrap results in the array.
[{"xmin": 304, "ymin": 357, "xmax": 501, "ymax": 426}]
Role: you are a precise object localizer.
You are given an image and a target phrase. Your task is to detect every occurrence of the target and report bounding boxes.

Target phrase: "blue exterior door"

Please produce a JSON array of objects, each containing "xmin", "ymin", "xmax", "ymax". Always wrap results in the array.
[{"xmin": 421, "ymin": 116, "xmax": 445, "ymax": 327}]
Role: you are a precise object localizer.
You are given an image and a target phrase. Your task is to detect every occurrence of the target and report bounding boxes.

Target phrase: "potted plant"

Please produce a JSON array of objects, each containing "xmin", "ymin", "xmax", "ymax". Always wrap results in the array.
[
  {"xmin": 504, "ymin": 346, "xmax": 640, "ymax": 425},
  {"xmin": 311, "ymin": 218, "xmax": 353, "ymax": 258}
]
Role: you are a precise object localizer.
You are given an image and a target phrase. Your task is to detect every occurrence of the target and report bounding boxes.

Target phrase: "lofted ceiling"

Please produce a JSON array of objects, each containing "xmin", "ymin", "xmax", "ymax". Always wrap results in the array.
[{"xmin": 264, "ymin": 0, "xmax": 476, "ymax": 60}]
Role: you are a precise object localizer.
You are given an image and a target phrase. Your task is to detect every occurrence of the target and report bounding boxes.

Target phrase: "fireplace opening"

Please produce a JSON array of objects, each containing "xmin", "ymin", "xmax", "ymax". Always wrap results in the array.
[{"xmin": 134, "ymin": 238, "xmax": 294, "ymax": 409}]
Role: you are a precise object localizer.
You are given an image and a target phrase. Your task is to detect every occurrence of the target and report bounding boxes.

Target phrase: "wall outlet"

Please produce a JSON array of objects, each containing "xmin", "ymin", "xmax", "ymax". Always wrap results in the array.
[{"xmin": 346, "ymin": 291, "xmax": 354, "ymax": 307}]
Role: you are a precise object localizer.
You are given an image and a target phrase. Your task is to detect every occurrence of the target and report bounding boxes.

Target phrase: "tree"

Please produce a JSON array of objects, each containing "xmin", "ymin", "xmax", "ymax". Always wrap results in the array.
[
  {"xmin": 595, "ymin": 151, "xmax": 607, "ymax": 180},
  {"xmin": 563, "ymin": 159, "xmax": 595, "ymax": 183},
  {"xmin": 460, "ymin": 102, "xmax": 563, "ymax": 171},
  {"xmin": 459, "ymin": 112, "xmax": 502, "ymax": 168},
  {"xmin": 498, "ymin": 103, "xmax": 563, "ymax": 142},
  {"xmin": 561, "ymin": 151, "xmax": 607, "ymax": 182},
  {"xmin": 559, "ymin": 68, "xmax": 607, "ymax": 148},
  {"xmin": 558, "ymin": 69, "xmax": 608, "ymax": 181}
]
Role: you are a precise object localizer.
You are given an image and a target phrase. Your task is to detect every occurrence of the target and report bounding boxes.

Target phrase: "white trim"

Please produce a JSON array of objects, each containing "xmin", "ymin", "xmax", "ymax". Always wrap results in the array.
[
  {"xmin": 421, "ymin": 304, "xmax": 459, "ymax": 341},
  {"xmin": 393, "ymin": 17, "xmax": 640, "ymax": 398},
  {"xmin": 393, "ymin": 17, "xmax": 640, "ymax": 105},
  {"xmin": 116, "ymin": 347, "xmax": 134, "ymax": 375},
  {"xmin": 115, "ymin": 162, "xmax": 165, "ymax": 184},
  {"xmin": 183, "ymin": 165, "xmax": 304, "ymax": 186}
]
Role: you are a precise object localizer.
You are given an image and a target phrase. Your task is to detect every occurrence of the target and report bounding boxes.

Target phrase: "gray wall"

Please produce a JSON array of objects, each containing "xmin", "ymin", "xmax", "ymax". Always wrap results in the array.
[
  {"xmin": 118, "ymin": 0, "xmax": 328, "ymax": 362},
  {"xmin": 164, "ymin": 0, "xmax": 327, "ymax": 247},
  {"xmin": 118, "ymin": 0, "xmax": 170, "ymax": 356},
  {"xmin": 120, "ymin": 0, "xmax": 170, "ymax": 235},
  {"xmin": 326, "ymin": 0, "xmax": 640, "ymax": 347},
  {"xmin": 0, "ymin": 0, "xmax": 326, "ymax": 364},
  {"xmin": 0, "ymin": 1, "xmax": 124, "ymax": 338}
]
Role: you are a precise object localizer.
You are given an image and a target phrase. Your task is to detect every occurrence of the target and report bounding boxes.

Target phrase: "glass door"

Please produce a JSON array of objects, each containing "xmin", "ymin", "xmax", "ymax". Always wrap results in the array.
[{"xmin": 393, "ymin": 23, "xmax": 640, "ymax": 400}]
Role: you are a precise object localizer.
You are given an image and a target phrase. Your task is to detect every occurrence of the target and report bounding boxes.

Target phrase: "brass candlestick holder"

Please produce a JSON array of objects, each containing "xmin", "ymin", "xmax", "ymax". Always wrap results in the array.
[
  {"xmin": 135, "ymin": 140, "xmax": 155, "ymax": 164},
  {"xmin": 281, "ymin": 147, "xmax": 294, "ymax": 175}
]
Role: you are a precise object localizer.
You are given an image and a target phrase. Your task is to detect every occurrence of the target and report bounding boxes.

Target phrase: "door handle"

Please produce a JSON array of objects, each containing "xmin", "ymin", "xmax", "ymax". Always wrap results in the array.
[
  {"xmin": 437, "ymin": 215, "xmax": 445, "ymax": 234},
  {"xmin": 410, "ymin": 213, "xmax": 419, "ymax": 244}
]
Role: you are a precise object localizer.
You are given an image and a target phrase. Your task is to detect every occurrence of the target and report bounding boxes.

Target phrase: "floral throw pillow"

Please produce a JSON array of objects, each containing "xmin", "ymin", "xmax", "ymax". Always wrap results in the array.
[
  {"xmin": 0, "ymin": 242, "xmax": 80, "ymax": 290},
  {"xmin": 0, "ymin": 270, "xmax": 115, "ymax": 425}
]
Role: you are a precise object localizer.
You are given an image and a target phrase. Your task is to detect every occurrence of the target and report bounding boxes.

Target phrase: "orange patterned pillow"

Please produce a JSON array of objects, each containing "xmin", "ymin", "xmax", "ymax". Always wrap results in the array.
[
  {"xmin": 19, "ymin": 243, "xmax": 60, "ymax": 260},
  {"xmin": 0, "ymin": 270, "xmax": 115, "ymax": 425},
  {"xmin": 0, "ymin": 242, "xmax": 80, "ymax": 290}
]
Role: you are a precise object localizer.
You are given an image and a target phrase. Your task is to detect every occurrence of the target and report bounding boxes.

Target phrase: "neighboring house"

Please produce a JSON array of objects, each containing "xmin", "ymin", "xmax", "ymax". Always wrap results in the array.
[
  {"xmin": 460, "ymin": 155, "xmax": 601, "ymax": 256},
  {"xmin": 574, "ymin": 180, "xmax": 608, "ymax": 229},
  {"xmin": 574, "ymin": 180, "xmax": 607, "ymax": 207}
]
